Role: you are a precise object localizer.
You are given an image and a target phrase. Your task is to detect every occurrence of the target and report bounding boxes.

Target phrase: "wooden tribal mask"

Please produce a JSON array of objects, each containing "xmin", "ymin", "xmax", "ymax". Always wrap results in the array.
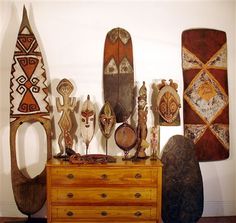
[
  {"xmin": 99, "ymin": 101, "xmax": 116, "ymax": 139},
  {"xmin": 156, "ymin": 79, "xmax": 181, "ymax": 126},
  {"xmin": 80, "ymin": 95, "xmax": 96, "ymax": 153}
]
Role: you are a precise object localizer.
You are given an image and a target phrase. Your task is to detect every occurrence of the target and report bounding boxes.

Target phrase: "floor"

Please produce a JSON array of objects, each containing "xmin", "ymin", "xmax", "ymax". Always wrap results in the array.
[
  {"xmin": 198, "ymin": 216, "xmax": 236, "ymax": 223},
  {"xmin": 1, "ymin": 216, "xmax": 236, "ymax": 223}
]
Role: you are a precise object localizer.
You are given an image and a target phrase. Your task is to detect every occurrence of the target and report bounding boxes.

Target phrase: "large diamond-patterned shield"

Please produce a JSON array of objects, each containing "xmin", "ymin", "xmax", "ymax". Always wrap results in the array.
[{"xmin": 182, "ymin": 29, "xmax": 229, "ymax": 161}]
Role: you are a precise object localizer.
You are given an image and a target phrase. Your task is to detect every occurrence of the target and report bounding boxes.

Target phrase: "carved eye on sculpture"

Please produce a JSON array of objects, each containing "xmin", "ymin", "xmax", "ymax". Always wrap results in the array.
[
  {"xmin": 101, "ymin": 117, "xmax": 107, "ymax": 125},
  {"xmin": 160, "ymin": 102, "xmax": 167, "ymax": 114},
  {"xmin": 170, "ymin": 100, "xmax": 178, "ymax": 114}
]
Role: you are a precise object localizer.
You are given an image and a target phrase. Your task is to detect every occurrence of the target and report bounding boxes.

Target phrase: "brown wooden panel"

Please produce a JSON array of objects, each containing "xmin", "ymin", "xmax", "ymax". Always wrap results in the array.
[
  {"xmin": 103, "ymin": 27, "xmax": 134, "ymax": 123},
  {"xmin": 182, "ymin": 28, "xmax": 229, "ymax": 161}
]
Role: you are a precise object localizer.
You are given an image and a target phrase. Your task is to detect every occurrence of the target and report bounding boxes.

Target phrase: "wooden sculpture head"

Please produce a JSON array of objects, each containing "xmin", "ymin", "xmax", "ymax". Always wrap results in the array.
[
  {"xmin": 138, "ymin": 81, "xmax": 147, "ymax": 110},
  {"xmin": 99, "ymin": 102, "xmax": 116, "ymax": 139},
  {"xmin": 57, "ymin": 78, "xmax": 74, "ymax": 97}
]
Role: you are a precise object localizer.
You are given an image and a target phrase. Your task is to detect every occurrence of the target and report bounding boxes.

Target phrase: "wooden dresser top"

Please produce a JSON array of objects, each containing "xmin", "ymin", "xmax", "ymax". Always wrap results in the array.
[{"xmin": 47, "ymin": 156, "xmax": 162, "ymax": 168}]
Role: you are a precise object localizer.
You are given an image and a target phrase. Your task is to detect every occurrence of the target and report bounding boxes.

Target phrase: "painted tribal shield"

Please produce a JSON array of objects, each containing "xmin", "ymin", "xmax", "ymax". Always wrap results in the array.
[
  {"xmin": 103, "ymin": 27, "xmax": 134, "ymax": 123},
  {"xmin": 182, "ymin": 29, "xmax": 229, "ymax": 161},
  {"xmin": 10, "ymin": 7, "xmax": 51, "ymax": 215}
]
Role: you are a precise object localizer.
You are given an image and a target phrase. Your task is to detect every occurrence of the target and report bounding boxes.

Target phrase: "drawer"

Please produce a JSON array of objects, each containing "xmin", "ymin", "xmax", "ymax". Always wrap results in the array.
[
  {"xmin": 51, "ymin": 187, "xmax": 157, "ymax": 204},
  {"xmin": 51, "ymin": 205, "xmax": 157, "ymax": 220},
  {"xmin": 50, "ymin": 167, "xmax": 157, "ymax": 186}
]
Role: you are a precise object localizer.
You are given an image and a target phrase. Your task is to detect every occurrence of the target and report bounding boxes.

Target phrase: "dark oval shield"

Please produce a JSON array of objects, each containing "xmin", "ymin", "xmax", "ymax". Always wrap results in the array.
[{"xmin": 161, "ymin": 135, "xmax": 203, "ymax": 223}]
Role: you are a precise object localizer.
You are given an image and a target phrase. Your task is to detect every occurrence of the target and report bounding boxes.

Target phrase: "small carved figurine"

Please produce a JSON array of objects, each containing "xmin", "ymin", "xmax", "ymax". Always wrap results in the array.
[
  {"xmin": 80, "ymin": 95, "xmax": 96, "ymax": 155},
  {"xmin": 99, "ymin": 101, "xmax": 116, "ymax": 155},
  {"xmin": 55, "ymin": 79, "xmax": 76, "ymax": 158},
  {"xmin": 156, "ymin": 79, "xmax": 181, "ymax": 126},
  {"xmin": 150, "ymin": 126, "xmax": 160, "ymax": 160},
  {"xmin": 136, "ymin": 81, "xmax": 149, "ymax": 158}
]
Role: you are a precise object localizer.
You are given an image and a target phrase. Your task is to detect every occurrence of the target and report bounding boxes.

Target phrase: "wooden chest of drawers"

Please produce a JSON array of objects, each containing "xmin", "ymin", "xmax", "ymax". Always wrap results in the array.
[{"xmin": 46, "ymin": 157, "xmax": 162, "ymax": 223}]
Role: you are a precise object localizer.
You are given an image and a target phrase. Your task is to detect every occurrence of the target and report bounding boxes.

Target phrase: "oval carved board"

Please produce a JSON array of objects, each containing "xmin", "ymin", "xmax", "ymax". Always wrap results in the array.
[{"xmin": 103, "ymin": 27, "xmax": 134, "ymax": 123}]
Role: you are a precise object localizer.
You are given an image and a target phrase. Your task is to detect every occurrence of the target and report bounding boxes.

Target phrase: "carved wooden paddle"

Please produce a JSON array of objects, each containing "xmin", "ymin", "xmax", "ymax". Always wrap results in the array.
[
  {"xmin": 103, "ymin": 27, "xmax": 134, "ymax": 123},
  {"xmin": 9, "ymin": 6, "xmax": 52, "ymax": 215}
]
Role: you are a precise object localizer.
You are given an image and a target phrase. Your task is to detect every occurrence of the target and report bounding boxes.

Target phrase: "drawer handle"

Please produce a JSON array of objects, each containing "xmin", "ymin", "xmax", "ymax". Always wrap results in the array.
[
  {"xmin": 100, "ymin": 193, "xmax": 107, "ymax": 198},
  {"xmin": 67, "ymin": 193, "xmax": 74, "ymax": 198},
  {"xmin": 135, "ymin": 173, "xmax": 142, "ymax": 179},
  {"xmin": 134, "ymin": 192, "xmax": 141, "ymax": 198},
  {"xmin": 67, "ymin": 173, "xmax": 74, "ymax": 179},
  {"xmin": 134, "ymin": 211, "xmax": 142, "ymax": 217},
  {"xmin": 67, "ymin": 211, "xmax": 74, "ymax": 216},
  {"xmin": 101, "ymin": 174, "xmax": 108, "ymax": 180},
  {"xmin": 101, "ymin": 211, "xmax": 108, "ymax": 216}
]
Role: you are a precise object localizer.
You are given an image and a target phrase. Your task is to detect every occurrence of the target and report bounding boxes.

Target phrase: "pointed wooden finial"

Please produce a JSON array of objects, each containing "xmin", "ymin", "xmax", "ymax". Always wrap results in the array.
[{"xmin": 20, "ymin": 5, "xmax": 32, "ymax": 33}]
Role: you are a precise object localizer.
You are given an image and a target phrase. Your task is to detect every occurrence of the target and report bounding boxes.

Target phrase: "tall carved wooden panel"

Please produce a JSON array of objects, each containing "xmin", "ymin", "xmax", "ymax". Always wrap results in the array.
[
  {"xmin": 103, "ymin": 27, "xmax": 134, "ymax": 123},
  {"xmin": 182, "ymin": 29, "xmax": 229, "ymax": 161},
  {"xmin": 10, "ymin": 7, "xmax": 52, "ymax": 215}
]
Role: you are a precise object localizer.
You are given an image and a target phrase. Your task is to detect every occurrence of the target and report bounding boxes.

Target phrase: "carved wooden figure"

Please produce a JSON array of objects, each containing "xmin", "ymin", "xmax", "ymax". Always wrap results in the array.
[
  {"xmin": 136, "ymin": 81, "xmax": 149, "ymax": 158},
  {"xmin": 55, "ymin": 79, "xmax": 76, "ymax": 158},
  {"xmin": 99, "ymin": 102, "xmax": 116, "ymax": 155},
  {"xmin": 156, "ymin": 79, "xmax": 180, "ymax": 126},
  {"xmin": 80, "ymin": 95, "xmax": 96, "ymax": 155},
  {"xmin": 9, "ymin": 6, "xmax": 52, "ymax": 216},
  {"xmin": 150, "ymin": 126, "xmax": 160, "ymax": 160}
]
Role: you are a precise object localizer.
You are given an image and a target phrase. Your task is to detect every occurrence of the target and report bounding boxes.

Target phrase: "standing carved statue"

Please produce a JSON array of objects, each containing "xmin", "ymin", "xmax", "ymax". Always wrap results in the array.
[
  {"xmin": 80, "ymin": 95, "xmax": 96, "ymax": 155},
  {"xmin": 136, "ymin": 81, "xmax": 149, "ymax": 158},
  {"xmin": 150, "ymin": 126, "xmax": 160, "ymax": 160},
  {"xmin": 99, "ymin": 101, "xmax": 116, "ymax": 155},
  {"xmin": 55, "ymin": 79, "xmax": 76, "ymax": 158}
]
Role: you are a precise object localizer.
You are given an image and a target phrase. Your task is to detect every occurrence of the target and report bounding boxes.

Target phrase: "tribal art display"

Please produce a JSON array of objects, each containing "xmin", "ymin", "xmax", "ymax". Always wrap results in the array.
[{"xmin": 182, "ymin": 29, "xmax": 229, "ymax": 161}]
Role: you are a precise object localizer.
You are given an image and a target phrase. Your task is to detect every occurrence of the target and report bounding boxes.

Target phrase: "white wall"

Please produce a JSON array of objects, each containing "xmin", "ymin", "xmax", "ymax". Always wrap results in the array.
[{"xmin": 0, "ymin": 0, "xmax": 235, "ymax": 218}]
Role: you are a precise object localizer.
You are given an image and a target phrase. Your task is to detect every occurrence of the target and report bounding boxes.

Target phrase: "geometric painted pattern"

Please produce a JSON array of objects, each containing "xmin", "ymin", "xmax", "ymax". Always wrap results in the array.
[
  {"xmin": 210, "ymin": 124, "xmax": 229, "ymax": 150},
  {"xmin": 182, "ymin": 29, "xmax": 229, "ymax": 161},
  {"xmin": 104, "ymin": 57, "xmax": 133, "ymax": 75},
  {"xmin": 108, "ymin": 27, "xmax": 131, "ymax": 44},
  {"xmin": 184, "ymin": 124, "xmax": 208, "ymax": 144},
  {"xmin": 184, "ymin": 69, "xmax": 228, "ymax": 124},
  {"xmin": 10, "ymin": 10, "xmax": 49, "ymax": 116}
]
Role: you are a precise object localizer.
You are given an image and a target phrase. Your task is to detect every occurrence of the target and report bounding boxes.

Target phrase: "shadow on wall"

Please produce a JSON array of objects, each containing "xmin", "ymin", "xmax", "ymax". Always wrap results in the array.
[{"xmin": 200, "ymin": 163, "xmax": 224, "ymax": 217}]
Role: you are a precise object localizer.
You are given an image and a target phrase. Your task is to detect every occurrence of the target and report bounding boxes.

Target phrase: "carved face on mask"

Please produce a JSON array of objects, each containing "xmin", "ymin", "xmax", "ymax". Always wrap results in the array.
[
  {"xmin": 57, "ymin": 79, "xmax": 74, "ymax": 97},
  {"xmin": 81, "ymin": 95, "xmax": 95, "ymax": 146},
  {"xmin": 157, "ymin": 86, "xmax": 180, "ymax": 124},
  {"xmin": 99, "ymin": 102, "xmax": 116, "ymax": 139}
]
